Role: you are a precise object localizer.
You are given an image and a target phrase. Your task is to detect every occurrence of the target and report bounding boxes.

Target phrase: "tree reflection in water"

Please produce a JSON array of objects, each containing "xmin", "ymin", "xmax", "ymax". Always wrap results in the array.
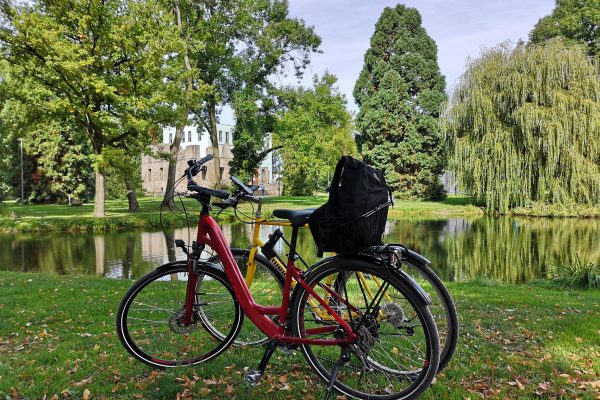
[{"xmin": 0, "ymin": 216, "xmax": 598, "ymax": 283}]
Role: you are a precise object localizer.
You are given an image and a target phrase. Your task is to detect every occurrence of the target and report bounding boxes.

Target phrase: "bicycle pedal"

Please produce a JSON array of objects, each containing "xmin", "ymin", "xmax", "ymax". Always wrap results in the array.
[{"xmin": 244, "ymin": 369, "xmax": 263, "ymax": 386}]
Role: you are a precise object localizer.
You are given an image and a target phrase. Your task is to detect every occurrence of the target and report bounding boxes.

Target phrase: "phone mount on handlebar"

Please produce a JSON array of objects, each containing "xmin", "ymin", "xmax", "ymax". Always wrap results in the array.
[{"xmin": 231, "ymin": 175, "xmax": 254, "ymax": 195}]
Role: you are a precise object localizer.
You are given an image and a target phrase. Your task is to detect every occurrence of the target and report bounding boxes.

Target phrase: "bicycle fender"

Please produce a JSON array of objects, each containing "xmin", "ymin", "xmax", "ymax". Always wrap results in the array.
[
  {"xmin": 155, "ymin": 260, "xmax": 225, "ymax": 273},
  {"xmin": 405, "ymin": 249, "xmax": 431, "ymax": 266},
  {"xmin": 389, "ymin": 267, "xmax": 433, "ymax": 306}
]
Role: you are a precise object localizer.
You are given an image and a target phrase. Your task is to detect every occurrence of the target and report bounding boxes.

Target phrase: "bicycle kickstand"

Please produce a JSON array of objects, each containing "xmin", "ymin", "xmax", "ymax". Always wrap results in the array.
[
  {"xmin": 323, "ymin": 345, "xmax": 351, "ymax": 400},
  {"xmin": 245, "ymin": 339, "xmax": 279, "ymax": 386}
]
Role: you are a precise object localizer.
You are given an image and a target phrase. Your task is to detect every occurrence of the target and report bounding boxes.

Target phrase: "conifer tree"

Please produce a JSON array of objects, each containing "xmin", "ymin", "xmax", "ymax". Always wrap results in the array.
[{"xmin": 354, "ymin": 4, "xmax": 447, "ymax": 200}]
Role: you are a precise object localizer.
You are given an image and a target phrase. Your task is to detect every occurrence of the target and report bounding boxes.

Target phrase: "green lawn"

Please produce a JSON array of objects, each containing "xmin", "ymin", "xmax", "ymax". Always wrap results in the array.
[
  {"xmin": 0, "ymin": 195, "xmax": 483, "ymax": 233},
  {"xmin": 0, "ymin": 271, "xmax": 598, "ymax": 399}
]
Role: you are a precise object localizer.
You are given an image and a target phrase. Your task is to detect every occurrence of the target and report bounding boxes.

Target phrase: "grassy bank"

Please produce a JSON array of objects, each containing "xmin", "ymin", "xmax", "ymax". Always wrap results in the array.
[
  {"xmin": 0, "ymin": 195, "xmax": 483, "ymax": 233},
  {"xmin": 0, "ymin": 271, "xmax": 598, "ymax": 399}
]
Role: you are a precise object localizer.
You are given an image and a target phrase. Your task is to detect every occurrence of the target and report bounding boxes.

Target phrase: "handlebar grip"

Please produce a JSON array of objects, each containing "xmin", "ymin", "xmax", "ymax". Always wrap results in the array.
[
  {"xmin": 188, "ymin": 184, "xmax": 230, "ymax": 200},
  {"xmin": 197, "ymin": 154, "xmax": 214, "ymax": 166}
]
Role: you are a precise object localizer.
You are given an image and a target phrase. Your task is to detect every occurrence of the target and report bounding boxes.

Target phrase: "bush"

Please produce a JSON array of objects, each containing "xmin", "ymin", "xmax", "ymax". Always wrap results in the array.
[{"xmin": 551, "ymin": 258, "xmax": 600, "ymax": 290}]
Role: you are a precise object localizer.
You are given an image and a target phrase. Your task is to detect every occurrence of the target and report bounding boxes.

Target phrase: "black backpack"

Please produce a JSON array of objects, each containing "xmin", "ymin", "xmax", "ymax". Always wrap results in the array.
[{"xmin": 308, "ymin": 156, "xmax": 392, "ymax": 255}]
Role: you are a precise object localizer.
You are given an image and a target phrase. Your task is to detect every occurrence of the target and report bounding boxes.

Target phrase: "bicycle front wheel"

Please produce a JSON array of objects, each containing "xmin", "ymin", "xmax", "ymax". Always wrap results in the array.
[
  {"xmin": 116, "ymin": 262, "xmax": 242, "ymax": 368},
  {"xmin": 290, "ymin": 257, "xmax": 440, "ymax": 400}
]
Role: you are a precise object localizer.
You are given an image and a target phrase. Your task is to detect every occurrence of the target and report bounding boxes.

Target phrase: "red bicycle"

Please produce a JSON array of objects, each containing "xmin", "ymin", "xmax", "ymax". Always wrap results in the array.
[{"xmin": 116, "ymin": 155, "xmax": 440, "ymax": 399}]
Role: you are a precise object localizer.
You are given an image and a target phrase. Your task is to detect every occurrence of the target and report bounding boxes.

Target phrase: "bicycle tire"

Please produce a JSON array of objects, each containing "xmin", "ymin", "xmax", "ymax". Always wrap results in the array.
[
  {"xmin": 400, "ymin": 259, "xmax": 458, "ymax": 372},
  {"xmin": 206, "ymin": 248, "xmax": 284, "ymax": 346},
  {"xmin": 116, "ymin": 262, "xmax": 242, "ymax": 368},
  {"xmin": 290, "ymin": 257, "xmax": 440, "ymax": 400}
]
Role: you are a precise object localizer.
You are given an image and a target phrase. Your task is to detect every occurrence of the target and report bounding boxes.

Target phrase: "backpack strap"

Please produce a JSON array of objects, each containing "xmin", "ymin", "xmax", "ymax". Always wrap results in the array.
[{"xmin": 329, "ymin": 155, "xmax": 350, "ymax": 205}]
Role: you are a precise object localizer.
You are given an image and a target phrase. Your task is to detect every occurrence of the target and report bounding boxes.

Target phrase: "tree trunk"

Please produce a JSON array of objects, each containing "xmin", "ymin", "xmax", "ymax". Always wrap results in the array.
[
  {"xmin": 161, "ymin": 124, "xmax": 185, "ymax": 208},
  {"xmin": 162, "ymin": 0, "xmax": 193, "ymax": 207},
  {"xmin": 94, "ymin": 170, "xmax": 105, "ymax": 217},
  {"xmin": 125, "ymin": 176, "xmax": 140, "ymax": 212},
  {"xmin": 208, "ymin": 96, "xmax": 222, "ymax": 187}
]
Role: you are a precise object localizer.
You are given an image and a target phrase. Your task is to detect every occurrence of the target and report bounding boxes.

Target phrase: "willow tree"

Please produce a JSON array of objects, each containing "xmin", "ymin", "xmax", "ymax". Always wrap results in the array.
[{"xmin": 444, "ymin": 39, "xmax": 600, "ymax": 213}]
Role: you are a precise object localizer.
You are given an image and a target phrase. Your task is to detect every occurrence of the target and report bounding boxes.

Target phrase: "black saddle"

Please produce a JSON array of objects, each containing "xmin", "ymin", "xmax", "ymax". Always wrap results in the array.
[{"xmin": 272, "ymin": 208, "xmax": 315, "ymax": 227}]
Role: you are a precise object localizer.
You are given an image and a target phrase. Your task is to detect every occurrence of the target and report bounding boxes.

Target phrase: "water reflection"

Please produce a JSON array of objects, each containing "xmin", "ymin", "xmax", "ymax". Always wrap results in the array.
[{"xmin": 0, "ymin": 216, "xmax": 598, "ymax": 283}]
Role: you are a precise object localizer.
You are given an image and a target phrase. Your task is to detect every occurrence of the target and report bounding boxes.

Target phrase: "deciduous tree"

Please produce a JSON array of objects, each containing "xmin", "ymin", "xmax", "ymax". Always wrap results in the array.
[
  {"xmin": 187, "ymin": 0, "xmax": 321, "ymax": 187},
  {"xmin": 354, "ymin": 4, "xmax": 447, "ymax": 200},
  {"xmin": 443, "ymin": 40, "xmax": 600, "ymax": 213},
  {"xmin": 530, "ymin": 0, "xmax": 599, "ymax": 56},
  {"xmin": 0, "ymin": 0, "xmax": 179, "ymax": 215},
  {"xmin": 274, "ymin": 73, "xmax": 357, "ymax": 196}
]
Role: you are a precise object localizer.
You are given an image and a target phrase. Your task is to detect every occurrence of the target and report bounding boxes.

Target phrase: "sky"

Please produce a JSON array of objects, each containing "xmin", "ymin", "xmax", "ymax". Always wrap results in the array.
[{"xmin": 220, "ymin": 0, "xmax": 556, "ymax": 124}]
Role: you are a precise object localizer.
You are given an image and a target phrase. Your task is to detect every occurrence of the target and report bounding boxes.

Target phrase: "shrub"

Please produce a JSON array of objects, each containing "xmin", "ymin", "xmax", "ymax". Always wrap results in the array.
[{"xmin": 551, "ymin": 258, "xmax": 600, "ymax": 290}]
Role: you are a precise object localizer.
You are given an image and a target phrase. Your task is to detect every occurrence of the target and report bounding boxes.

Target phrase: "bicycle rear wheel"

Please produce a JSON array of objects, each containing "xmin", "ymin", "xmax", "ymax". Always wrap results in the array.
[
  {"xmin": 399, "ymin": 259, "xmax": 458, "ymax": 372},
  {"xmin": 116, "ymin": 262, "xmax": 242, "ymax": 368},
  {"xmin": 290, "ymin": 257, "xmax": 439, "ymax": 400}
]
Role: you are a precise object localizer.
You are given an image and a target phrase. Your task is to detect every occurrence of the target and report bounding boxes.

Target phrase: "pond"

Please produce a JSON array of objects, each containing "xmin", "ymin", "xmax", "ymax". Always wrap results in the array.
[{"xmin": 1, "ymin": 216, "xmax": 599, "ymax": 283}]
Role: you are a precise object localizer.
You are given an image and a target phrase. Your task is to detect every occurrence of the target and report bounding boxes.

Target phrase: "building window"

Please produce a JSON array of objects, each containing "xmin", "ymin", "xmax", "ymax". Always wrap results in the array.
[
  {"xmin": 169, "ymin": 132, "xmax": 172, "ymax": 143},
  {"xmin": 219, "ymin": 130, "xmax": 222, "ymax": 142},
  {"xmin": 226, "ymin": 132, "xmax": 229, "ymax": 143},
  {"xmin": 220, "ymin": 167, "xmax": 224, "ymax": 179},
  {"xmin": 182, "ymin": 133, "xmax": 185, "ymax": 143},
  {"xmin": 197, "ymin": 131, "xmax": 201, "ymax": 141},
  {"xmin": 188, "ymin": 131, "xmax": 191, "ymax": 142}
]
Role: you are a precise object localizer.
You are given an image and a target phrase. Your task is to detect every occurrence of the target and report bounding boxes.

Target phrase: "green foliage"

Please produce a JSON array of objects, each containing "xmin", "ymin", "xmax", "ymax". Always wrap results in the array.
[
  {"xmin": 101, "ymin": 148, "xmax": 142, "ymax": 200},
  {"xmin": 25, "ymin": 123, "xmax": 93, "ymax": 203},
  {"xmin": 0, "ymin": 0, "xmax": 181, "ymax": 213},
  {"xmin": 0, "ymin": 62, "xmax": 18, "ymax": 200},
  {"xmin": 529, "ymin": 0, "xmax": 600, "ymax": 56},
  {"xmin": 444, "ymin": 40, "xmax": 600, "ymax": 213},
  {"xmin": 229, "ymin": 90, "xmax": 277, "ymax": 181},
  {"xmin": 274, "ymin": 73, "xmax": 357, "ymax": 196},
  {"xmin": 353, "ymin": 4, "xmax": 447, "ymax": 200},
  {"xmin": 552, "ymin": 258, "xmax": 600, "ymax": 289}
]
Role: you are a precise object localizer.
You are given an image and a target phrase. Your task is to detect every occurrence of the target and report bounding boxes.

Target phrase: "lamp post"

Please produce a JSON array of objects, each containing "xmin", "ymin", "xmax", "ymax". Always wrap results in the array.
[{"xmin": 18, "ymin": 138, "xmax": 23, "ymax": 204}]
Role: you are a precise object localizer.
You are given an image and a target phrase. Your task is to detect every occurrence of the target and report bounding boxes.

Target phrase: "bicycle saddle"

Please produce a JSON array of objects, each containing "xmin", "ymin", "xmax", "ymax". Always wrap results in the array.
[{"xmin": 272, "ymin": 208, "xmax": 315, "ymax": 227}]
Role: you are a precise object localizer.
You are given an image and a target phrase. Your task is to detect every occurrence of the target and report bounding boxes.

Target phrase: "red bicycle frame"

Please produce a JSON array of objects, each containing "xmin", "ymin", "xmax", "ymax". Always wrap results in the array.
[{"xmin": 184, "ymin": 211, "xmax": 358, "ymax": 345}]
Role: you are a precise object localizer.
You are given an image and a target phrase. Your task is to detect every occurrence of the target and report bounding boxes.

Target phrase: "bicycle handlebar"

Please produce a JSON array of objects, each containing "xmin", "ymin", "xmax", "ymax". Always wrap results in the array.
[{"xmin": 183, "ymin": 154, "xmax": 214, "ymax": 179}]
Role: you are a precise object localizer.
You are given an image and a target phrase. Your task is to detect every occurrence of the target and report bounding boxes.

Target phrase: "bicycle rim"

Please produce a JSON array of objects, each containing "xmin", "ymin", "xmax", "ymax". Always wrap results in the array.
[{"xmin": 116, "ymin": 264, "xmax": 242, "ymax": 367}]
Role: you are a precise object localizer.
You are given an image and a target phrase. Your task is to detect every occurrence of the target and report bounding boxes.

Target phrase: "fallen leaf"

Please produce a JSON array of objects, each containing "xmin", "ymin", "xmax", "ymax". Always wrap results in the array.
[
  {"xmin": 576, "ymin": 337, "xmax": 583, "ymax": 344},
  {"xmin": 538, "ymin": 382, "xmax": 550, "ymax": 390},
  {"xmin": 82, "ymin": 389, "xmax": 90, "ymax": 400},
  {"xmin": 198, "ymin": 387, "xmax": 211, "ymax": 397}
]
